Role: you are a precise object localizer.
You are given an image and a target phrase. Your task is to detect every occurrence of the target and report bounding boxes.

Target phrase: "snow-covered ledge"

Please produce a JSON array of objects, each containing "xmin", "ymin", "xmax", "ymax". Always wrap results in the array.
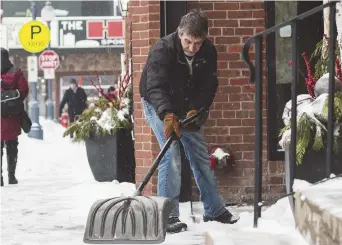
[{"xmin": 293, "ymin": 177, "xmax": 342, "ymax": 245}]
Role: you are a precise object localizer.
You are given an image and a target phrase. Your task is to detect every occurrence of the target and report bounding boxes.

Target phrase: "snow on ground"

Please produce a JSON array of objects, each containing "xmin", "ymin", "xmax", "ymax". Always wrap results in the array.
[{"xmin": 1, "ymin": 118, "xmax": 309, "ymax": 245}]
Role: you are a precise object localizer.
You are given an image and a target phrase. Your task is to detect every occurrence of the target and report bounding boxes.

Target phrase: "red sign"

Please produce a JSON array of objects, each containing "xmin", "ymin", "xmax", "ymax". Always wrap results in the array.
[
  {"xmin": 39, "ymin": 50, "xmax": 60, "ymax": 70},
  {"xmin": 86, "ymin": 20, "xmax": 124, "ymax": 39}
]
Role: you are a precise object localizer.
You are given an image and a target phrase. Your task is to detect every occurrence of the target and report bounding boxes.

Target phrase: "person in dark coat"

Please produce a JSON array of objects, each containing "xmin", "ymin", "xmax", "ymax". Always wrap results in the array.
[
  {"xmin": 1, "ymin": 48, "xmax": 29, "ymax": 186},
  {"xmin": 139, "ymin": 11, "xmax": 239, "ymax": 233},
  {"xmin": 59, "ymin": 78, "xmax": 87, "ymax": 123}
]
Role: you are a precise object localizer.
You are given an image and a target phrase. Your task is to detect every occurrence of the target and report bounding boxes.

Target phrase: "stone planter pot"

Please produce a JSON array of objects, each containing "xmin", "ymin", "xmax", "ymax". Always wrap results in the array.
[
  {"xmin": 85, "ymin": 129, "xmax": 136, "ymax": 183},
  {"xmin": 285, "ymin": 143, "xmax": 342, "ymax": 214}
]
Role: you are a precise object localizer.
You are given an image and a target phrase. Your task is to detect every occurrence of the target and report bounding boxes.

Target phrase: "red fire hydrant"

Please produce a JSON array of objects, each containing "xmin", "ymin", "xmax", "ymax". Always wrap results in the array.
[{"xmin": 60, "ymin": 112, "xmax": 69, "ymax": 128}]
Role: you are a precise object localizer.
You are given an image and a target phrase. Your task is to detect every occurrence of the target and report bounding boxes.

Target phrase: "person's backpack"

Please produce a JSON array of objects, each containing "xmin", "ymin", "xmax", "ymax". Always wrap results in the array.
[{"xmin": 1, "ymin": 69, "xmax": 25, "ymax": 117}]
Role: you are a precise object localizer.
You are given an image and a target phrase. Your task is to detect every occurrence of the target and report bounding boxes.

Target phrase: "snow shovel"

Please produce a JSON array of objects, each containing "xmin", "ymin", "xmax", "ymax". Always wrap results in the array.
[{"xmin": 83, "ymin": 108, "xmax": 204, "ymax": 244}]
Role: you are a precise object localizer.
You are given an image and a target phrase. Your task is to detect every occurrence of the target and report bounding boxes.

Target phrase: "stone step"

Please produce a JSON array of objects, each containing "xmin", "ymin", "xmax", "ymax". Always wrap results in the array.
[{"xmin": 294, "ymin": 177, "xmax": 342, "ymax": 245}]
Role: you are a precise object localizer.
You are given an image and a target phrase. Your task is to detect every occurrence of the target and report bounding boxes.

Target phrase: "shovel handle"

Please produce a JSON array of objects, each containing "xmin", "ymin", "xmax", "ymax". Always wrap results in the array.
[{"xmin": 133, "ymin": 108, "xmax": 205, "ymax": 196}]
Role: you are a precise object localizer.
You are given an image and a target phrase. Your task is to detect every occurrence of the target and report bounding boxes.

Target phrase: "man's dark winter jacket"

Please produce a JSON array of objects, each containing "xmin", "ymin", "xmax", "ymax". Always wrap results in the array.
[
  {"xmin": 59, "ymin": 87, "xmax": 87, "ymax": 122},
  {"xmin": 139, "ymin": 31, "xmax": 218, "ymax": 120}
]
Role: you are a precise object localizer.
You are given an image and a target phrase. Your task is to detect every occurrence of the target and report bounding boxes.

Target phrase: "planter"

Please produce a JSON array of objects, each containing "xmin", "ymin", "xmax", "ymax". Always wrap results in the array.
[
  {"xmin": 85, "ymin": 129, "xmax": 135, "ymax": 183},
  {"xmin": 285, "ymin": 144, "xmax": 342, "ymax": 214}
]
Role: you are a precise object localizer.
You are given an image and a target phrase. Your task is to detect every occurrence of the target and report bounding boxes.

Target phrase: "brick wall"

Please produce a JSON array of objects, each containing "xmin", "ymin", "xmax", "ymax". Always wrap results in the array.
[
  {"xmin": 127, "ymin": 0, "xmax": 161, "ymax": 195},
  {"xmin": 127, "ymin": 0, "xmax": 286, "ymax": 203}
]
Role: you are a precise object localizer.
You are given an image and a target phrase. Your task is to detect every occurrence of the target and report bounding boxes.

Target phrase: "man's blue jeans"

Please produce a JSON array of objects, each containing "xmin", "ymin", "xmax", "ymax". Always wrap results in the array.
[{"xmin": 142, "ymin": 98, "xmax": 226, "ymax": 218}]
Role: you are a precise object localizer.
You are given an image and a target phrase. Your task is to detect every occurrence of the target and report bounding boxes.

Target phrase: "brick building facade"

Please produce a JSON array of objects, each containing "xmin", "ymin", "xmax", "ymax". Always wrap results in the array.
[{"xmin": 126, "ymin": 1, "xmax": 285, "ymax": 203}]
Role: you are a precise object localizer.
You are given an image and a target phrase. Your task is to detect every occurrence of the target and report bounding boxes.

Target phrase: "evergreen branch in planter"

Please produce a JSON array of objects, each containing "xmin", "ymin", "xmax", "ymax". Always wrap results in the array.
[
  {"xmin": 311, "ymin": 34, "xmax": 341, "ymax": 79},
  {"xmin": 295, "ymin": 113, "xmax": 314, "ymax": 165},
  {"xmin": 322, "ymin": 91, "xmax": 342, "ymax": 121},
  {"xmin": 63, "ymin": 72, "xmax": 133, "ymax": 142},
  {"xmin": 279, "ymin": 92, "xmax": 342, "ymax": 165},
  {"xmin": 322, "ymin": 91, "xmax": 342, "ymax": 153},
  {"xmin": 279, "ymin": 35, "xmax": 342, "ymax": 165}
]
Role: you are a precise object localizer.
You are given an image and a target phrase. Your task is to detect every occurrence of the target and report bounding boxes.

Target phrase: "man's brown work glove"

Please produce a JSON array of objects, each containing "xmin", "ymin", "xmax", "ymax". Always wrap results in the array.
[
  {"xmin": 163, "ymin": 113, "xmax": 181, "ymax": 139},
  {"xmin": 186, "ymin": 110, "xmax": 201, "ymax": 122},
  {"xmin": 184, "ymin": 109, "xmax": 201, "ymax": 131}
]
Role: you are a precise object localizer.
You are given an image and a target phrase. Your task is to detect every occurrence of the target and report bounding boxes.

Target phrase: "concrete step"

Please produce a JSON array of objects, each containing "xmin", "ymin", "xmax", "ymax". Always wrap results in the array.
[{"xmin": 294, "ymin": 177, "xmax": 342, "ymax": 245}]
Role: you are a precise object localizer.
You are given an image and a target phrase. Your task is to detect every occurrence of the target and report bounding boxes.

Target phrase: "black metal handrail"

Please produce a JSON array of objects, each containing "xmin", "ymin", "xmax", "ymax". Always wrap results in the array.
[{"xmin": 241, "ymin": 1, "xmax": 337, "ymax": 228}]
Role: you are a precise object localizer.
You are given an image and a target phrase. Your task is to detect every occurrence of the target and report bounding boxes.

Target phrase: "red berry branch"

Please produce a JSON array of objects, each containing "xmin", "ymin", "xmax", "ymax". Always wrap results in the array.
[
  {"xmin": 336, "ymin": 58, "xmax": 342, "ymax": 81},
  {"xmin": 90, "ymin": 72, "xmax": 114, "ymax": 102},
  {"xmin": 287, "ymin": 35, "xmax": 341, "ymax": 101},
  {"xmin": 301, "ymin": 52, "xmax": 317, "ymax": 98},
  {"xmin": 287, "ymin": 53, "xmax": 317, "ymax": 99},
  {"xmin": 117, "ymin": 71, "xmax": 132, "ymax": 109}
]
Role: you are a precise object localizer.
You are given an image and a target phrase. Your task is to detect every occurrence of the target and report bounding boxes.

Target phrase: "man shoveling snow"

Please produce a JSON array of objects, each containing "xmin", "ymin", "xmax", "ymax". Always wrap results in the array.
[{"xmin": 139, "ymin": 11, "xmax": 239, "ymax": 233}]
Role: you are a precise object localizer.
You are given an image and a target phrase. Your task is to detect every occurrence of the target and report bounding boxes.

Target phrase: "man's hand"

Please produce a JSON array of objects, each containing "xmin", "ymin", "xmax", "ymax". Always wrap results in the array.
[
  {"xmin": 183, "ymin": 109, "xmax": 201, "ymax": 131},
  {"xmin": 163, "ymin": 113, "xmax": 181, "ymax": 139},
  {"xmin": 186, "ymin": 109, "xmax": 201, "ymax": 122}
]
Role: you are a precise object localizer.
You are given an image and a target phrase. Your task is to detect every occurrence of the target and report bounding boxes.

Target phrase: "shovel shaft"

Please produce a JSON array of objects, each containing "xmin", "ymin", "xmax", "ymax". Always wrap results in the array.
[
  {"xmin": 134, "ymin": 135, "xmax": 175, "ymax": 196},
  {"xmin": 133, "ymin": 108, "xmax": 205, "ymax": 196}
]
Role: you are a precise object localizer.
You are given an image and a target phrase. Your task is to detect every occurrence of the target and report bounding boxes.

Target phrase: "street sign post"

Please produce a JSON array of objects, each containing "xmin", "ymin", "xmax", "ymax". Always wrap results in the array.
[{"xmin": 27, "ymin": 56, "xmax": 38, "ymax": 83}]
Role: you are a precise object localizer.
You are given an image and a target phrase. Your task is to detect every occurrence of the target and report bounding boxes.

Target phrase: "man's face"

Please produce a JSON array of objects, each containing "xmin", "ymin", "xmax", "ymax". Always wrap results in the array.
[
  {"xmin": 179, "ymin": 32, "xmax": 204, "ymax": 57},
  {"xmin": 70, "ymin": 83, "xmax": 77, "ymax": 90}
]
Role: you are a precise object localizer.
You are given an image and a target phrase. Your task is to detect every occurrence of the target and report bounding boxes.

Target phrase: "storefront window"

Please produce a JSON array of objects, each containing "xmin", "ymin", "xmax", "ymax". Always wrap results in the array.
[{"xmin": 2, "ymin": 1, "xmax": 121, "ymax": 17}]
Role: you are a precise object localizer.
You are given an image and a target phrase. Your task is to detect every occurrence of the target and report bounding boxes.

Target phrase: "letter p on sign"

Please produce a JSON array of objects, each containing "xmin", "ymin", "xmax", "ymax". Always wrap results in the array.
[{"xmin": 19, "ymin": 20, "xmax": 50, "ymax": 53}]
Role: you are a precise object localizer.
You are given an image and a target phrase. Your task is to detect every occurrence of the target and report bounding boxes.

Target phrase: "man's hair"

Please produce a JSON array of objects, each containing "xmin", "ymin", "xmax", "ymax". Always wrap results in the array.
[{"xmin": 177, "ymin": 11, "xmax": 208, "ymax": 38}]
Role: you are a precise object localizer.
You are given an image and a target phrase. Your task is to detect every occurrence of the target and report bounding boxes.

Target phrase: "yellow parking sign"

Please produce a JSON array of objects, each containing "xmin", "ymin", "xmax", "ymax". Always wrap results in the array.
[{"xmin": 19, "ymin": 20, "xmax": 50, "ymax": 53}]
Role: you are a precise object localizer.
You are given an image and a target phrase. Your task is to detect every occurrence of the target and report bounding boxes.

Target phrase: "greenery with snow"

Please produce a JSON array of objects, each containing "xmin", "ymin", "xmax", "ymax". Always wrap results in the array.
[{"xmin": 63, "ymin": 74, "xmax": 133, "ymax": 142}]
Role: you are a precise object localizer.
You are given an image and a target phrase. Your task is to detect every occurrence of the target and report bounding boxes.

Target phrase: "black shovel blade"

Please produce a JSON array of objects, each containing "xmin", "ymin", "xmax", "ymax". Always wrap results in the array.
[{"xmin": 83, "ymin": 196, "xmax": 174, "ymax": 244}]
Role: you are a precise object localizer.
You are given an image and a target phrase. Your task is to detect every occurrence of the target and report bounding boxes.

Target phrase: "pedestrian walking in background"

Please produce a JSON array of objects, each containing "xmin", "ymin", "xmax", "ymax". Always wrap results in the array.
[{"xmin": 59, "ymin": 78, "xmax": 88, "ymax": 124}]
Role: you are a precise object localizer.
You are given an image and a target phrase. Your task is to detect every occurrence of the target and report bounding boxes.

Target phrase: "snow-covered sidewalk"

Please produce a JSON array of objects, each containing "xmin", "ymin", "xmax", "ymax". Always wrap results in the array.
[{"xmin": 1, "ymin": 119, "xmax": 309, "ymax": 245}]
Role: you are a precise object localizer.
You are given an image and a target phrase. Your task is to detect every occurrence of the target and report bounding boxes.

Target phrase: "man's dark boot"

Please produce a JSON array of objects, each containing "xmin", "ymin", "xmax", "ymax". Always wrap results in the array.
[
  {"xmin": 166, "ymin": 217, "xmax": 188, "ymax": 233},
  {"xmin": 6, "ymin": 139, "xmax": 18, "ymax": 185},
  {"xmin": 203, "ymin": 210, "xmax": 240, "ymax": 224}
]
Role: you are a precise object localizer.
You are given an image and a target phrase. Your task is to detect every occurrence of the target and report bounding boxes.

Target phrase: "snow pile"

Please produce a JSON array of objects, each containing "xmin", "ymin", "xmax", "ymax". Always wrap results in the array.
[
  {"xmin": 0, "ymin": 118, "xmax": 322, "ymax": 245},
  {"xmin": 279, "ymin": 91, "xmax": 341, "ymax": 150},
  {"xmin": 212, "ymin": 148, "xmax": 230, "ymax": 161},
  {"xmin": 178, "ymin": 197, "xmax": 309, "ymax": 245},
  {"xmin": 97, "ymin": 107, "xmax": 116, "ymax": 131}
]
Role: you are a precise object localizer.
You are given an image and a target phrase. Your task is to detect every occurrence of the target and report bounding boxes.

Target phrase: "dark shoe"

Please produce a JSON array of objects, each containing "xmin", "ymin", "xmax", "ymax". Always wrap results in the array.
[
  {"xmin": 166, "ymin": 217, "xmax": 188, "ymax": 233},
  {"xmin": 203, "ymin": 210, "xmax": 240, "ymax": 224},
  {"xmin": 8, "ymin": 174, "xmax": 18, "ymax": 185}
]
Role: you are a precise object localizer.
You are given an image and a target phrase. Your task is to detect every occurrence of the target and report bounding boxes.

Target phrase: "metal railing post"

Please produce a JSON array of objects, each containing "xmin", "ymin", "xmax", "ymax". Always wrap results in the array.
[{"xmin": 326, "ymin": 3, "xmax": 337, "ymax": 178}]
